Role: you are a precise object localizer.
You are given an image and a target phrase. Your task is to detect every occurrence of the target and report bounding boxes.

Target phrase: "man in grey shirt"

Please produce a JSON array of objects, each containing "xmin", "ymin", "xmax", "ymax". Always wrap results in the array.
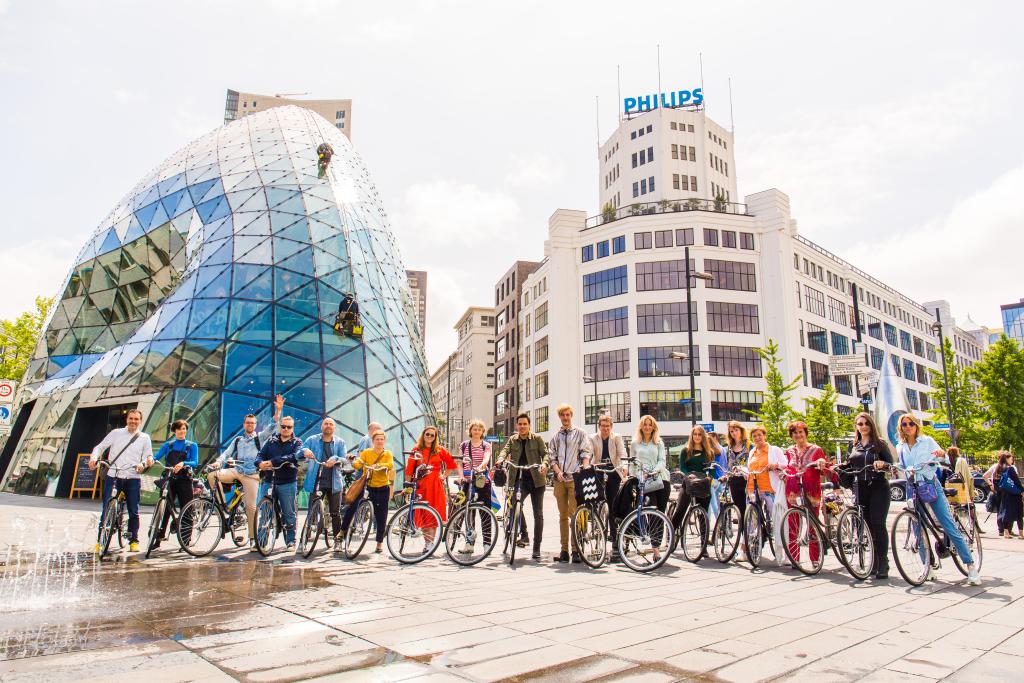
[{"xmin": 548, "ymin": 403, "xmax": 592, "ymax": 563}]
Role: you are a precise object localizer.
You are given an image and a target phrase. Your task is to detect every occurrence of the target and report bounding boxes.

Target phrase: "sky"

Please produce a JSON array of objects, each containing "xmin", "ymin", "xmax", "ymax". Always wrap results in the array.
[{"xmin": 1, "ymin": 0, "xmax": 1021, "ymax": 372}]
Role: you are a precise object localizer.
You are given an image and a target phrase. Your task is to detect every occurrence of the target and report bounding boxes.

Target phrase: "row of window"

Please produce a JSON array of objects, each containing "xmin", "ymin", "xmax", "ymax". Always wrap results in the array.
[
  {"xmin": 669, "ymin": 122, "xmax": 696, "ymax": 132},
  {"xmin": 581, "ymin": 257, "xmax": 758, "ymax": 303},
  {"xmin": 710, "ymin": 153, "xmax": 729, "ymax": 177},
  {"xmin": 632, "ymin": 146, "xmax": 655, "ymax": 168},
  {"xmin": 632, "ymin": 176, "xmax": 656, "ymax": 198},
  {"xmin": 630, "ymin": 124, "xmax": 654, "ymax": 140},
  {"xmin": 671, "ymin": 144, "xmax": 697, "ymax": 162},
  {"xmin": 672, "ymin": 174, "xmax": 698, "ymax": 192},
  {"xmin": 580, "ymin": 236, "xmax": 627, "ymax": 263},
  {"xmin": 582, "ymin": 301, "xmax": 760, "ymax": 341}
]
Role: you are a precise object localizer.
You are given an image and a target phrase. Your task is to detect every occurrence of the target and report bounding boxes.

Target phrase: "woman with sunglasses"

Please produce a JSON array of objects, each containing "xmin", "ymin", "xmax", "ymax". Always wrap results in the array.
[
  {"xmin": 847, "ymin": 412, "xmax": 894, "ymax": 578},
  {"xmin": 405, "ymin": 426, "xmax": 456, "ymax": 545},
  {"xmin": 897, "ymin": 414, "xmax": 981, "ymax": 585}
]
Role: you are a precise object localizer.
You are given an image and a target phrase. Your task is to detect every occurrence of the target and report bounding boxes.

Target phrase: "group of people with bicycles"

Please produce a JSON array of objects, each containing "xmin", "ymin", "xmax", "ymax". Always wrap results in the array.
[{"xmin": 87, "ymin": 394, "xmax": 982, "ymax": 586}]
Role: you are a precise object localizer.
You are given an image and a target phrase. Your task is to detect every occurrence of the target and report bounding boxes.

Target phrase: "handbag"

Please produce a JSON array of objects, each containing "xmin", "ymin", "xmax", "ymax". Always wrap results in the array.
[
  {"xmin": 914, "ymin": 479, "xmax": 939, "ymax": 504},
  {"xmin": 492, "ymin": 467, "xmax": 507, "ymax": 488},
  {"xmin": 684, "ymin": 473, "xmax": 711, "ymax": 499},
  {"xmin": 986, "ymin": 489, "xmax": 1001, "ymax": 513},
  {"xmin": 343, "ymin": 473, "xmax": 366, "ymax": 505},
  {"xmin": 644, "ymin": 476, "xmax": 665, "ymax": 494}
]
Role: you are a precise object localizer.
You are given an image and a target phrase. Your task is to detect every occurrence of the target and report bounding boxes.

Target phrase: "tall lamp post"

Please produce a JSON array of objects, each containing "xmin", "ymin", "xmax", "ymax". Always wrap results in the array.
[
  {"xmin": 583, "ymin": 374, "xmax": 599, "ymax": 426},
  {"xmin": 680, "ymin": 248, "xmax": 715, "ymax": 428},
  {"xmin": 931, "ymin": 308, "xmax": 957, "ymax": 447}
]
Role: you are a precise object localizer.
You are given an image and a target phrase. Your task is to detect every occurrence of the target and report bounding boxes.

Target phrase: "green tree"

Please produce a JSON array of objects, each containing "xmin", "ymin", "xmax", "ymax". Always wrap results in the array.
[
  {"xmin": 972, "ymin": 335, "xmax": 1024, "ymax": 455},
  {"xmin": 923, "ymin": 338, "xmax": 989, "ymax": 453},
  {"xmin": 0, "ymin": 297, "xmax": 53, "ymax": 381},
  {"xmin": 744, "ymin": 339, "xmax": 800, "ymax": 445},
  {"xmin": 798, "ymin": 384, "xmax": 853, "ymax": 457}
]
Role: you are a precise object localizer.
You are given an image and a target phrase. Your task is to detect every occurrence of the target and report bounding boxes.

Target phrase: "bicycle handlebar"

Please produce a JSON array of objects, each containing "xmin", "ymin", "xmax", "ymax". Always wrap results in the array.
[{"xmin": 499, "ymin": 461, "xmax": 542, "ymax": 471}]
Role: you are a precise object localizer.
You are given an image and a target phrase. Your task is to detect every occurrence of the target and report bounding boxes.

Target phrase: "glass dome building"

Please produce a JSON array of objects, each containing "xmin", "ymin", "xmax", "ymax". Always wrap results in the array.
[{"xmin": 1, "ymin": 106, "xmax": 434, "ymax": 496}]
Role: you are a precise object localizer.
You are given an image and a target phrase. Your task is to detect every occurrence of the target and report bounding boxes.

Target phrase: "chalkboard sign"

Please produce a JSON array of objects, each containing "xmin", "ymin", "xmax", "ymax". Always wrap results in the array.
[{"xmin": 70, "ymin": 453, "xmax": 99, "ymax": 498}]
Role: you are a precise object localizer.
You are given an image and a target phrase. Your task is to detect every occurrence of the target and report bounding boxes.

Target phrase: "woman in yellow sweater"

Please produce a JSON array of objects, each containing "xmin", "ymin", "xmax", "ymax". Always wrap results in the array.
[{"xmin": 340, "ymin": 429, "xmax": 395, "ymax": 554}]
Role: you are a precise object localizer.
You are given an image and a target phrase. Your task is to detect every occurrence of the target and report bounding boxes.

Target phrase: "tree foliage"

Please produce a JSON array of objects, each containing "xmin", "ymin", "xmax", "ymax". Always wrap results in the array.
[
  {"xmin": 798, "ymin": 384, "xmax": 853, "ymax": 457},
  {"xmin": 972, "ymin": 335, "xmax": 1024, "ymax": 455},
  {"xmin": 744, "ymin": 339, "xmax": 800, "ymax": 446},
  {"xmin": 0, "ymin": 297, "xmax": 53, "ymax": 381},
  {"xmin": 923, "ymin": 338, "xmax": 989, "ymax": 453}
]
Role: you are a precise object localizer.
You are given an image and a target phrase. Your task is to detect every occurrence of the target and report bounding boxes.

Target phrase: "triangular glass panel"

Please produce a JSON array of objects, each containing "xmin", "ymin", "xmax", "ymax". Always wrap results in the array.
[
  {"xmin": 272, "ymin": 237, "xmax": 305, "ymax": 262},
  {"xmin": 226, "ymin": 351, "xmax": 273, "ymax": 395},
  {"xmin": 224, "ymin": 343, "xmax": 270, "ymax": 385},
  {"xmin": 274, "ymin": 350, "xmax": 318, "ymax": 393},
  {"xmin": 274, "ymin": 268, "xmax": 312, "ymax": 298},
  {"xmin": 276, "ymin": 280, "xmax": 319, "ymax": 320},
  {"xmin": 283, "ymin": 367, "xmax": 324, "ymax": 414}
]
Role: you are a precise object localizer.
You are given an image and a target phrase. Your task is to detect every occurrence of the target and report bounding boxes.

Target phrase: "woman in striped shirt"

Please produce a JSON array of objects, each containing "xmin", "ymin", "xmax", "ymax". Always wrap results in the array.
[{"xmin": 459, "ymin": 419, "xmax": 494, "ymax": 543}]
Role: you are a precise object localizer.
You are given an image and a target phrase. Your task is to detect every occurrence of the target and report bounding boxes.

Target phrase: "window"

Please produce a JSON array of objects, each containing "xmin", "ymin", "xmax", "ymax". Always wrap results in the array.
[
  {"xmin": 675, "ymin": 228, "xmax": 694, "ymax": 246},
  {"xmin": 634, "ymin": 232, "xmax": 653, "ymax": 249},
  {"xmin": 671, "ymin": 143, "xmax": 679, "ymax": 159},
  {"xmin": 827, "ymin": 297, "xmax": 847, "ymax": 325},
  {"xmin": 581, "ymin": 245, "xmax": 594, "ymax": 262},
  {"xmin": 708, "ymin": 345, "xmax": 762, "ymax": 377},
  {"xmin": 689, "ymin": 146, "xmax": 696, "ymax": 161},
  {"xmin": 870, "ymin": 347, "xmax": 884, "ymax": 370},
  {"xmin": 807, "ymin": 322, "xmax": 829, "ymax": 354},
  {"xmin": 583, "ymin": 306, "xmax": 628, "ymax": 341},
  {"xmin": 796, "ymin": 282, "xmax": 802, "ymax": 308},
  {"xmin": 631, "ymin": 152, "xmax": 638, "ymax": 168},
  {"xmin": 831, "ymin": 332, "xmax": 849, "ymax": 355},
  {"xmin": 903, "ymin": 358, "xmax": 915, "ymax": 379},
  {"xmin": 835, "ymin": 375, "xmax": 854, "ymax": 396},
  {"xmin": 640, "ymin": 178, "xmax": 647, "ymax": 194},
  {"xmin": 703, "ymin": 228, "xmax": 719, "ymax": 246},
  {"xmin": 711, "ymin": 390, "xmax": 763, "ymax": 421},
  {"xmin": 916, "ymin": 364, "xmax": 929, "ymax": 386},
  {"xmin": 535, "ymin": 302, "xmax": 548, "ymax": 330},
  {"xmin": 496, "ymin": 365, "xmax": 507, "ymax": 386},
  {"xmin": 900, "ymin": 330, "xmax": 913, "ymax": 353},
  {"xmin": 583, "ymin": 348, "xmax": 630, "ymax": 381},
  {"xmin": 655, "ymin": 230, "xmax": 673, "ymax": 248},
  {"xmin": 673, "ymin": 173, "xmax": 680, "ymax": 189},
  {"xmin": 891, "ymin": 354, "xmax": 902, "ymax": 377},
  {"xmin": 926, "ymin": 343, "xmax": 937, "ymax": 363},
  {"xmin": 867, "ymin": 315, "xmax": 882, "ymax": 341},
  {"xmin": 638, "ymin": 345, "xmax": 698, "ymax": 377},
  {"xmin": 722, "ymin": 231, "xmax": 737, "ymax": 248},
  {"xmin": 920, "ymin": 393, "xmax": 931, "ymax": 411},
  {"xmin": 597, "ymin": 241, "xmax": 609, "ymax": 258},
  {"xmin": 524, "ymin": 314, "xmax": 531, "ymax": 336},
  {"xmin": 690, "ymin": 175, "xmax": 697, "ymax": 191},
  {"xmin": 906, "ymin": 388, "xmax": 919, "ymax": 411},
  {"xmin": 639, "ymin": 390, "xmax": 702, "ymax": 422},
  {"xmin": 585, "ymin": 392, "xmax": 631, "ymax": 425},
  {"xmin": 804, "ymin": 286, "xmax": 826, "ymax": 317},
  {"xmin": 740, "ymin": 233, "xmax": 755, "ymax": 250},
  {"xmin": 612, "ymin": 235, "xmax": 626, "ymax": 254},
  {"xmin": 637, "ymin": 302, "xmax": 697, "ymax": 334},
  {"xmin": 632, "ymin": 182, "xmax": 639, "ymax": 198},
  {"xmin": 496, "ymin": 336, "xmax": 507, "ymax": 358},
  {"xmin": 884, "ymin": 323, "xmax": 898, "ymax": 347},
  {"xmin": 636, "ymin": 259, "xmax": 694, "ymax": 291},
  {"xmin": 647, "ymin": 146, "xmax": 654, "ymax": 162},
  {"xmin": 335, "ymin": 110, "xmax": 346, "ymax": 119},
  {"xmin": 535, "ymin": 406, "xmax": 549, "ymax": 432},
  {"xmin": 535, "ymin": 336, "xmax": 549, "ymax": 364},
  {"xmin": 536, "ymin": 372, "xmax": 549, "ymax": 398},
  {"xmin": 704, "ymin": 259, "xmax": 756, "ymax": 292},
  {"xmin": 809, "ymin": 361, "xmax": 830, "ymax": 389},
  {"xmin": 707, "ymin": 302, "xmax": 760, "ymax": 333},
  {"xmin": 583, "ymin": 265, "xmax": 628, "ymax": 301},
  {"xmin": 648, "ymin": 176, "xmax": 655, "ymax": 192},
  {"xmin": 524, "ymin": 344, "xmax": 531, "ymax": 369}
]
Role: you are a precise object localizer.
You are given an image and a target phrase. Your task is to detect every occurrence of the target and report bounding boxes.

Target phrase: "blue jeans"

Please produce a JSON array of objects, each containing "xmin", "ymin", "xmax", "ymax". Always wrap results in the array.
[
  {"xmin": 921, "ymin": 486, "xmax": 974, "ymax": 566},
  {"xmin": 98, "ymin": 477, "xmax": 141, "ymax": 542},
  {"xmin": 274, "ymin": 481, "xmax": 298, "ymax": 544}
]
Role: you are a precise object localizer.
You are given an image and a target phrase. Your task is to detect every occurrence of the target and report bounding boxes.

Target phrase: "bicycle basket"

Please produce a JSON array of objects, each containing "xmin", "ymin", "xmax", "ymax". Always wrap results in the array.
[
  {"xmin": 836, "ymin": 467, "xmax": 855, "ymax": 490},
  {"xmin": 492, "ymin": 468, "xmax": 507, "ymax": 487},
  {"xmin": 573, "ymin": 469, "xmax": 604, "ymax": 505},
  {"xmin": 684, "ymin": 473, "xmax": 711, "ymax": 498}
]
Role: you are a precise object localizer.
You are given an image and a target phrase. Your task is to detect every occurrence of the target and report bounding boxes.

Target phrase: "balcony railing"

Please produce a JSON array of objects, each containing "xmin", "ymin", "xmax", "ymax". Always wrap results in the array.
[{"xmin": 585, "ymin": 197, "xmax": 752, "ymax": 229}]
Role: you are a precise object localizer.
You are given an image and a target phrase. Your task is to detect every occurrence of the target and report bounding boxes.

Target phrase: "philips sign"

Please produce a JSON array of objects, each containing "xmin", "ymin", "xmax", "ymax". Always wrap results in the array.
[{"xmin": 624, "ymin": 88, "xmax": 703, "ymax": 114}]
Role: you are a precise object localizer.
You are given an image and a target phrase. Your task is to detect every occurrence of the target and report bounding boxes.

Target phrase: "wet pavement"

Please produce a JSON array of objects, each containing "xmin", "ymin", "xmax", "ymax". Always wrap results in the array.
[{"xmin": 1, "ymin": 492, "xmax": 1024, "ymax": 682}]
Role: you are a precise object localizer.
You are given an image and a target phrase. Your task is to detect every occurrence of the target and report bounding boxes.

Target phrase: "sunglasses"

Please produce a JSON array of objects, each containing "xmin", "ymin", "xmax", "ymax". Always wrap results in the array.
[
  {"xmin": 900, "ymin": 422, "xmax": 916, "ymax": 428},
  {"xmin": 280, "ymin": 425, "xmax": 294, "ymax": 430},
  {"xmin": 425, "ymin": 432, "xmax": 437, "ymax": 438},
  {"xmin": 855, "ymin": 421, "xmax": 869, "ymax": 426}
]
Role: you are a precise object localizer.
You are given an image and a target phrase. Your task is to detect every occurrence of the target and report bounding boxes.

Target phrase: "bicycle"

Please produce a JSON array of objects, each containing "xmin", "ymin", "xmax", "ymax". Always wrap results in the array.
[
  {"xmin": 712, "ymin": 466, "xmax": 745, "ymax": 564},
  {"xmin": 385, "ymin": 463, "xmax": 443, "ymax": 564},
  {"xmin": 144, "ymin": 461, "xmax": 201, "ymax": 558},
  {"xmin": 889, "ymin": 462, "xmax": 981, "ymax": 586},
  {"xmin": 178, "ymin": 461, "xmax": 249, "ymax": 557},
  {"xmin": 298, "ymin": 466, "xmax": 353, "ymax": 558},
  {"xmin": 343, "ymin": 464, "xmax": 391, "ymax": 559},
  {"xmin": 254, "ymin": 462, "xmax": 297, "ymax": 557},
  {"xmin": 498, "ymin": 461, "xmax": 542, "ymax": 567},
  {"xmin": 741, "ymin": 465, "xmax": 777, "ymax": 568},
  {"xmin": 444, "ymin": 464, "xmax": 499, "ymax": 566},
  {"xmin": 678, "ymin": 465, "xmax": 717, "ymax": 563},
  {"xmin": 96, "ymin": 461, "xmax": 133, "ymax": 558},
  {"xmin": 571, "ymin": 463, "xmax": 618, "ymax": 568},
  {"xmin": 833, "ymin": 464, "xmax": 879, "ymax": 580},
  {"xmin": 617, "ymin": 456, "xmax": 674, "ymax": 572}
]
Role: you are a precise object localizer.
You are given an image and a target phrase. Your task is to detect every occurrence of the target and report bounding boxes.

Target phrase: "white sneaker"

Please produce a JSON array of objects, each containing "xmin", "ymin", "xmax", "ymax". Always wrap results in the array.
[
  {"xmin": 926, "ymin": 567, "xmax": 937, "ymax": 582},
  {"xmin": 967, "ymin": 566, "xmax": 982, "ymax": 586}
]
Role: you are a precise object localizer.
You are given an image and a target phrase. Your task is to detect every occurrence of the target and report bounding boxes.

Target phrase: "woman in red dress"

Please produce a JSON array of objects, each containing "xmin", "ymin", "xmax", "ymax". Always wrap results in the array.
[
  {"xmin": 406, "ymin": 426, "xmax": 456, "ymax": 543},
  {"xmin": 783, "ymin": 420, "xmax": 834, "ymax": 564}
]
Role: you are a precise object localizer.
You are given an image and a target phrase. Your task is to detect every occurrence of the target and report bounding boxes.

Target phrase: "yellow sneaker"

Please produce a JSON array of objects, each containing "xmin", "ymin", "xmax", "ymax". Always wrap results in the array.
[
  {"xmin": 94, "ymin": 543, "xmax": 101, "ymax": 553},
  {"xmin": 129, "ymin": 542, "xmax": 140, "ymax": 552}
]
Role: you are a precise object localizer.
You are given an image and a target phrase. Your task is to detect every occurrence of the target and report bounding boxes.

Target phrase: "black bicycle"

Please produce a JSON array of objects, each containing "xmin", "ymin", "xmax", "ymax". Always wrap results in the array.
[
  {"xmin": 96, "ymin": 461, "xmax": 134, "ymax": 558},
  {"xmin": 741, "ymin": 465, "xmax": 776, "ymax": 568},
  {"xmin": 712, "ymin": 466, "xmax": 745, "ymax": 564},
  {"xmin": 178, "ymin": 461, "xmax": 249, "ymax": 557},
  {"xmin": 571, "ymin": 463, "xmax": 617, "ymax": 569},
  {"xmin": 499, "ymin": 461, "xmax": 542, "ymax": 566},
  {"xmin": 678, "ymin": 465, "xmax": 717, "ymax": 563},
  {"xmin": 254, "ymin": 462, "xmax": 296, "ymax": 556},
  {"xmin": 444, "ymin": 465, "xmax": 499, "ymax": 566},
  {"xmin": 298, "ymin": 468, "xmax": 352, "ymax": 558},
  {"xmin": 342, "ymin": 463, "xmax": 390, "ymax": 559},
  {"xmin": 145, "ymin": 461, "xmax": 201, "ymax": 558},
  {"xmin": 617, "ymin": 456, "xmax": 674, "ymax": 573}
]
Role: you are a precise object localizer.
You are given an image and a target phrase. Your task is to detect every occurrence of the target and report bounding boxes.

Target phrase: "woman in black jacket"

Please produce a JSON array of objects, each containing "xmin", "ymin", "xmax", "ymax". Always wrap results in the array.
[
  {"xmin": 846, "ymin": 412, "xmax": 894, "ymax": 578},
  {"xmin": 995, "ymin": 451, "xmax": 1024, "ymax": 539}
]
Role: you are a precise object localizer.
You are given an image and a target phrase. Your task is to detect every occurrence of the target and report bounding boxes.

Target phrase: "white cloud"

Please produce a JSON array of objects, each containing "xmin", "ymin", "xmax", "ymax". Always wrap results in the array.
[
  {"xmin": 358, "ymin": 21, "xmax": 415, "ymax": 42},
  {"xmin": 0, "ymin": 238, "xmax": 77, "ymax": 319},
  {"xmin": 505, "ymin": 153, "xmax": 565, "ymax": 187},
  {"xmin": 394, "ymin": 180, "xmax": 522, "ymax": 245},
  {"xmin": 844, "ymin": 162, "xmax": 1024, "ymax": 329}
]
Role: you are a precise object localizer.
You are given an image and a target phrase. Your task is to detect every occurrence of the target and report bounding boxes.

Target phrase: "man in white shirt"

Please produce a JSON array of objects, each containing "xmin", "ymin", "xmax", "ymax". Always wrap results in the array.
[{"xmin": 88, "ymin": 409, "xmax": 154, "ymax": 552}]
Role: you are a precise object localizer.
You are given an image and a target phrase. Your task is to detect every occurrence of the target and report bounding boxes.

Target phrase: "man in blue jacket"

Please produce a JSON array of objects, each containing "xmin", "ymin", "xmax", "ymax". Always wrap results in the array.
[
  {"xmin": 302, "ymin": 417, "xmax": 351, "ymax": 541},
  {"xmin": 256, "ymin": 416, "xmax": 303, "ymax": 549}
]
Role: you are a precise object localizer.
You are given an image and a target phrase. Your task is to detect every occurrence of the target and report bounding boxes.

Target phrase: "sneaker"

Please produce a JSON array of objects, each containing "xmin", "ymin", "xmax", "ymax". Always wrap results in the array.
[
  {"xmin": 609, "ymin": 552, "xmax": 621, "ymax": 564},
  {"xmin": 571, "ymin": 551, "xmax": 582, "ymax": 564},
  {"xmin": 129, "ymin": 542, "xmax": 140, "ymax": 552},
  {"xmin": 926, "ymin": 567, "xmax": 937, "ymax": 582},
  {"xmin": 286, "ymin": 542, "xmax": 295, "ymax": 550},
  {"xmin": 554, "ymin": 550, "xmax": 570, "ymax": 563},
  {"xmin": 94, "ymin": 543, "xmax": 101, "ymax": 554},
  {"xmin": 531, "ymin": 550, "xmax": 542, "ymax": 561},
  {"xmin": 457, "ymin": 545, "xmax": 474, "ymax": 555},
  {"xmin": 967, "ymin": 566, "xmax": 982, "ymax": 586},
  {"xmin": 516, "ymin": 538, "xmax": 528, "ymax": 548}
]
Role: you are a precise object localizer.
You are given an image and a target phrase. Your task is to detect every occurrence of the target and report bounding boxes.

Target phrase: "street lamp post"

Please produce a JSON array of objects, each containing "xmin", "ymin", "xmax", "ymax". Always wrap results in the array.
[
  {"xmin": 583, "ymin": 374, "xmax": 599, "ymax": 425},
  {"xmin": 681, "ymin": 246, "xmax": 715, "ymax": 429},
  {"xmin": 931, "ymin": 308, "xmax": 957, "ymax": 447}
]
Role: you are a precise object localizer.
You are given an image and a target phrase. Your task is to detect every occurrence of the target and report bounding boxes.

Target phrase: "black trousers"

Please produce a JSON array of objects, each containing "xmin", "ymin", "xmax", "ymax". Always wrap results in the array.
[
  {"xmin": 857, "ymin": 480, "xmax": 890, "ymax": 572},
  {"xmin": 340, "ymin": 485, "xmax": 390, "ymax": 543},
  {"xmin": 320, "ymin": 487, "xmax": 343, "ymax": 537},
  {"xmin": 728, "ymin": 476, "xmax": 748, "ymax": 521},
  {"xmin": 998, "ymin": 491, "xmax": 1023, "ymax": 534},
  {"xmin": 514, "ymin": 478, "xmax": 544, "ymax": 551},
  {"xmin": 605, "ymin": 471, "xmax": 622, "ymax": 548},
  {"xmin": 672, "ymin": 485, "xmax": 711, "ymax": 529},
  {"xmin": 159, "ymin": 476, "xmax": 194, "ymax": 539},
  {"xmin": 464, "ymin": 479, "xmax": 493, "ymax": 543}
]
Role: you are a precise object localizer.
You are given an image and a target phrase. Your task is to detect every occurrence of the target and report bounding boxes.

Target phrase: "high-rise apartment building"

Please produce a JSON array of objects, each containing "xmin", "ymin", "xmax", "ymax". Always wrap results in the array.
[
  {"xmin": 406, "ymin": 270, "xmax": 428, "ymax": 337},
  {"xmin": 224, "ymin": 90, "xmax": 352, "ymax": 138},
  {"xmin": 492, "ymin": 260, "xmax": 542, "ymax": 438},
  {"xmin": 1002, "ymin": 299, "xmax": 1024, "ymax": 346},
  {"xmin": 430, "ymin": 306, "xmax": 496, "ymax": 449},
  {"xmin": 598, "ymin": 107, "xmax": 737, "ymax": 213}
]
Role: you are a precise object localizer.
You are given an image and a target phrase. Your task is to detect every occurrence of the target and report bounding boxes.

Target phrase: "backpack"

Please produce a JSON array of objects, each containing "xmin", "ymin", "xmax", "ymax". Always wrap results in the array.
[{"xmin": 998, "ymin": 468, "xmax": 1023, "ymax": 495}]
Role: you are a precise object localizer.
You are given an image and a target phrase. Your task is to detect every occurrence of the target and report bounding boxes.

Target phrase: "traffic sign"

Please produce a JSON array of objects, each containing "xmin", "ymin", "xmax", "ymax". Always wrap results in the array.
[
  {"xmin": 678, "ymin": 398, "xmax": 694, "ymax": 405},
  {"xmin": 932, "ymin": 423, "xmax": 950, "ymax": 430},
  {"xmin": 829, "ymin": 354, "xmax": 868, "ymax": 376},
  {"xmin": 0, "ymin": 380, "xmax": 15, "ymax": 403},
  {"xmin": 0, "ymin": 405, "xmax": 10, "ymax": 425},
  {"xmin": 700, "ymin": 423, "xmax": 715, "ymax": 432},
  {"xmin": 485, "ymin": 435, "xmax": 499, "ymax": 442}
]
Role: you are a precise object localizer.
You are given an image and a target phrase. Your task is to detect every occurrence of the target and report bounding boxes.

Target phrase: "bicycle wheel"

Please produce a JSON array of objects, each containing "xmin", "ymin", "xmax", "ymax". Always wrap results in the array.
[
  {"xmin": 713, "ymin": 504, "xmax": 742, "ymax": 563},
  {"xmin": 98, "ymin": 499, "xmax": 119, "ymax": 557},
  {"xmin": 344, "ymin": 499, "xmax": 373, "ymax": 559},
  {"xmin": 503, "ymin": 498, "xmax": 522, "ymax": 564},
  {"xmin": 229, "ymin": 502, "xmax": 247, "ymax": 547},
  {"xmin": 445, "ymin": 504, "xmax": 499, "ymax": 566},
  {"xmin": 951, "ymin": 505, "xmax": 982, "ymax": 576},
  {"xmin": 572, "ymin": 506, "xmax": 607, "ymax": 569},
  {"xmin": 781, "ymin": 507, "xmax": 825, "ymax": 575},
  {"xmin": 891, "ymin": 510, "xmax": 932, "ymax": 586},
  {"xmin": 679, "ymin": 505, "xmax": 708, "ymax": 563},
  {"xmin": 597, "ymin": 500, "xmax": 610, "ymax": 532},
  {"xmin": 322, "ymin": 500, "xmax": 336, "ymax": 549},
  {"xmin": 742, "ymin": 504, "xmax": 764, "ymax": 568},
  {"xmin": 617, "ymin": 508, "xmax": 673, "ymax": 572},
  {"xmin": 299, "ymin": 499, "xmax": 321, "ymax": 558},
  {"xmin": 178, "ymin": 497, "xmax": 223, "ymax": 557},
  {"xmin": 145, "ymin": 498, "xmax": 166, "ymax": 558},
  {"xmin": 836, "ymin": 508, "xmax": 874, "ymax": 581},
  {"xmin": 255, "ymin": 497, "xmax": 277, "ymax": 557},
  {"xmin": 386, "ymin": 503, "xmax": 442, "ymax": 564},
  {"xmin": 116, "ymin": 504, "xmax": 127, "ymax": 549}
]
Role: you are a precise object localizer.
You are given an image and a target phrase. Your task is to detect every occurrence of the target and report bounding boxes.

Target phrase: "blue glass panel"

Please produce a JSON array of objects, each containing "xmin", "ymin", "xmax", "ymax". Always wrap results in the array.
[
  {"xmin": 200, "ymin": 238, "xmax": 233, "ymax": 266},
  {"xmin": 277, "ymin": 247, "xmax": 314, "ymax": 275},
  {"xmin": 193, "ymin": 265, "xmax": 231, "ymax": 298},
  {"xmin": 236, "ymin": 212, "xmax": 270, "ymax": 236},
  {"xmin": 228, "ymin": 303, "xmax": 272, "ymax": 345},
  {"xmin": 283, "ymin": 368, "xmax": 324, "ymax": 414},
  {"xmin": 232, "ymin": 263, "xmax": 268, "ymax": 295},
  {"xmin": 224, "ymin": 343, "xmax": 269, "ymax": 384},
  {"xmin": 276, "ymin": 306, "xmax": 316, "ymax": 338},
  {"xmin": 274, "ymin": 268, "xmax": 312, "ymax": 297},
  {"xmin": 225, "ymin": 351, "xmax": 272, "ymax": 396},
  {"xmin": 320, "ymin": 322, "xmax": 359, "ymax": 362},
  {"xmin": 197, "ymin": 196, "xmax": 228, "ymax": 223},
  {"xmin": 155, "ymin": 302, "xmax": 190, "ymax": 340},
  {"xmin": 235, "ymin": 239, "xmax": 272, "ymax": 265},
  {"xmin": 336, "ymin": 395, "xmax": 368, "ymax": 436},
  {"xmin": 318, "ymin": 267, "xmax": 352, "ymax": 295},
  {"xmin": 277, "ymin": 281, "xmax": 319, "ymax": 319},
  {"xmin": 274, "ymin": 217, "xmax": 309, "ymax": 242},
  {"xmin": 327, "ymin": 346, "xmax": 364, "ymax": 383},
  {"xmin": 365, "ymin": 347, "xmax": 394, "ymax": 387},
  {"xmin": 220, "ymin": 391, "xmax": 268, "ymax": 446},
  {"xmin": 195, "ymin": 267, "xmax": 232, "ymax": 299},
  {"xmin": 324, "ymin": 368, "xmax": 362, "ymax": 412},
  {"xmin": 233, "ymin": 266, "xmax": 273, "ymax": 301},
  {"xmin": 279, "ymin": 337, "xmax": 321, "ymax": 364},
  {"xmin": 160, "ymin": 189, "xmax": 189, "ymax": 219},
  {"xmin": 275, "ymin": 351, "xmax": 318, "ymax": 393},
  {"xmin": 135, "ymin": 202, "xmax": 160, "ymax": 230},
  {"xmin": 286, "ymin": 406, "xmax": 322, "ymax": 444},
  {"xmin": 188, "ymin": 179, "xmax": 219, "ymax": 204},
  {"xmin": 189, "ymin": 300, "xmax": 229, "ymax": 339}
]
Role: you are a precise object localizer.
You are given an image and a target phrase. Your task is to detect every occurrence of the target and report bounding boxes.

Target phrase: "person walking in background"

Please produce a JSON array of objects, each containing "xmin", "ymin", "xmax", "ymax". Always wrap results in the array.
[
  {"xmin": 405, "ymin": 426, "xmax": 456, "ymax": 545},
  {"xmin": 301, "ymin": 418, "xmax": 349, "ymax": 541},
  {"xmin": 994, "ymin": 451, "xmax": 1024, "ymax": 539},
  {"xmin": 495, "ymin": 413, "xmax": 549, "ymax": 561},
  {"xmin": 846, "ymin": 412, "xmax": 894, "ymax": 578},
  {"xmin": 88, "ymin": 409, "xmax": 153, "ymax": 553},
  {"xmin": 547, "ymin": 404, "xmax": 592, "ymax": 563}
]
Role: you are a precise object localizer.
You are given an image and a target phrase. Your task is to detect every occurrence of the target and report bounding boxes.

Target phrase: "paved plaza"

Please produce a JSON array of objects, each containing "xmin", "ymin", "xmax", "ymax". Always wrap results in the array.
[{"xmin": 1, "ymin": 492, "xmax": 1022, "ymax": 682}]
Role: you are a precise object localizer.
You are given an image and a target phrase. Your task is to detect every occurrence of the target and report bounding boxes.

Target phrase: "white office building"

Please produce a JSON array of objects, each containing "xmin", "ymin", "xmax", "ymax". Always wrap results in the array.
[{"xmin": 429, "ymin": 306, "xmax": 496, "ymax": 449}]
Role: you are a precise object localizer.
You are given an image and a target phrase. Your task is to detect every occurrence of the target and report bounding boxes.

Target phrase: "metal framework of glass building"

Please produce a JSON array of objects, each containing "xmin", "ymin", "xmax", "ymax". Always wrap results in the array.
[{"xmin": 1, "ymin": 106, "xmax": 434, "ymax": 495}]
